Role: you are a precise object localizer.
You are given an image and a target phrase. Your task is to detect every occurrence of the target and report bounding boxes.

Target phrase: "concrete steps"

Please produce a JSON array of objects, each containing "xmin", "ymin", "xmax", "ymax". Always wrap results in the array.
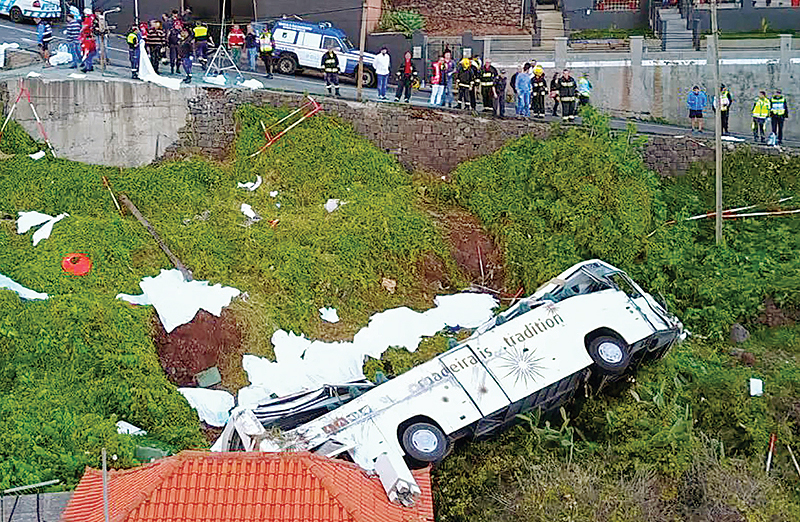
[{"xmin": 658, "ymin": 8, "xmax": 694, "ymax": 50}]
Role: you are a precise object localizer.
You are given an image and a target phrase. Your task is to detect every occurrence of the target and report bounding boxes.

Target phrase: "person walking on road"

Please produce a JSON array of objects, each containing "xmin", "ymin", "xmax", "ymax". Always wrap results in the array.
[
  {"xmin": 65, "ymin": 14, "xmax": 82, "ymax": 69},
  {"xmin": 751, "ymin": 90, "xmax": 770, "ymax": 143},
  {"xmin": 441, "ymin": 49, "xmax": 455, "ymax": 108},
  {"xmin": 557, "ymin": 69, "xmax": 577, "ymax": 121},
  {"xmin": 577, "ymin": 72, "xmax": 592, "ymax": 107},
  {"xmin": 770, "ymin": 89, "xmax": 789, "ymax": 146},
  {"xmin": 687, "ymin": 85, "xmax": 708, "ymax": 133},
  {"xmin": 394, "ymin": 51, "xmax": 417, "ymax": 103},
  {"xmin": 531, "ymin": 65, "xmax": 547, "ymax": 118},
  {"xmin": 429, "ymin": 55, "xmax": 444, "ymax": 106},
  {"xmin": 258, "ymin": 27, "xmax": 274, "ymax": 79},
  {"xmin": 515, "ymin": 63, "xmax": 531, "ymax": 117},
  {"xmin": 715, "ymin": 84, "xmax": 733, "ymax": 135},
  {"xmin": 35, "ymin": 17, "xmax": 52, "ymax": 66},
  {"xmin": 126, "ymin": 25, "xmax": 140, "ymax": 79},
  {"xmin": 146, "ymin": 19, "xmax": 166, "ymax": 75},
  {"xmin": 245, "ymin": 25, "xmax": 258, "ymax": 72},
  {"xmin": 374, "ymin": 47, "xmax": 391, "ymax": 100},
  {"xmin": 322, "ymin": 46, "xmax": 341, "ymax": 97},
  {"xmin": 456, "ymin": 56, "xmax": 477, "ymax": 111},
  {"xmin": 478, "ymin": 58, "xmax": 499, "ymax": 113},
  {"xmin": 549, "ymin": 72, "xmax": 560, "ymax": 117},
  {"xmin": 228, "ymin": 24, "xmax": 244, "ymax": 67}
]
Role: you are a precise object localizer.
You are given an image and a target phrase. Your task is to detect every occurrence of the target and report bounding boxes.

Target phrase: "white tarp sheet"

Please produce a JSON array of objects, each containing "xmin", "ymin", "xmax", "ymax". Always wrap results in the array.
[
  {"xmin": 178, "ymin": 388, "xmax": 235, "ymax": 426},
  {"xmin": 116, "ymin": 269, "xmax": 240, "ymax": 333},
  {"xmin": 0, "ymin": 43, "xmax": 19, "ymax": 67},
  {"xmin": 237, "ymin": 293, "xmax": 498, "ymax": 407},
  {"xmin": 17, "ymin": 211, "xmax": 69, "ymax": 246},
  {"xmin": 138, "ymin": 40, "xmax": 182, "ymax": 91},
  {"xmin": 0, "ymin": 273, "xmax": 48, "ymax": 300},
  {"xmin": 237, "ymin": 175, "xmax": 262, "ymax": 191}
]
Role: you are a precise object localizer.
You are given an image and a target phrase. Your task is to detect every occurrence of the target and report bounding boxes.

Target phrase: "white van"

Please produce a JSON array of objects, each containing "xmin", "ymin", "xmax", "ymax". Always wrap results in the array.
[
  {"xmin": 2, "ymin": 0, "xmax": 60, "ymax": 23},
  {"xmin": 219, "ymin": 259, "xmax": 683, "ymax": 471}
]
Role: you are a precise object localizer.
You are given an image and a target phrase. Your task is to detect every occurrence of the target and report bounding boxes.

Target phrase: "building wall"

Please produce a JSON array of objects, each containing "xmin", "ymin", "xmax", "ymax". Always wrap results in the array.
[
  {"xmin": 561, "ymin": 0, "xmax": 648, "ymax": 30},
  {"xmin": 693, "ymin": 4, "xmax": 800, "ymax": 33}
]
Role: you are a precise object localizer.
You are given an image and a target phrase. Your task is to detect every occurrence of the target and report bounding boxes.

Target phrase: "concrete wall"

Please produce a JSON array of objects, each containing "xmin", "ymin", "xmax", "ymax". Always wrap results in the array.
[
  {"xmin": 0, "ymin": 79, "xmax": 194, "ymax": 167},
  {"xmin": 693, "ymin": 4, "xmax": 800, "ymax": 33}
]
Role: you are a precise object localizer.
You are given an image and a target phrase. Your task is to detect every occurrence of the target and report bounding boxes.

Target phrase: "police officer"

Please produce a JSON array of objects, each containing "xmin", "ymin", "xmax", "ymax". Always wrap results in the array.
[
  {"xmin": 321, "ymin": 46, "xmax": 340, "ymax": 97},
  {"xmin": 557, "ymin": 69, "xmax": 577, "ymax": 121},
  {"xmin": 478, "ymin": 58, "xmax": 498, "ymax": 113},
  {"xmin": 717, "ymin": 84, "xmax": 733, "ymax": 135},
  {"xmin": 751, "ymin": 90, "xmax": 770, "ymax": 143},
  {"xmin": 258, "ymin": 27, "xmax": 274, "ymax": 78},
  {"xmin": 530, "ymin": 65, "xmax": 547, "ymax": 118},
  {"xmin": 770, "ymin": 89, "xmax": 789, "ymax": 146},
  {"xmin": 126, "ymin": 25, "xmax": 139, "ymax": 79},
  {"xmin": 192, "ymin": 22, "xmax": 209, "ymax": 69}
]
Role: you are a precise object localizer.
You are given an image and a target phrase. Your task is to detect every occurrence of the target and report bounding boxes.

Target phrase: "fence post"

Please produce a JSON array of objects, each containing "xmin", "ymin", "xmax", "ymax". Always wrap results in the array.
[
  {"xmin": 780, "ymin": 34, "xmax": 792, "ymax": 93},
  {"xmin": 630, "ymin": 36, "xmax": 645, "ymax": 114},
  {"xmin": 555, "ymin": 37, "xmax": 568, "ymax": 71}
]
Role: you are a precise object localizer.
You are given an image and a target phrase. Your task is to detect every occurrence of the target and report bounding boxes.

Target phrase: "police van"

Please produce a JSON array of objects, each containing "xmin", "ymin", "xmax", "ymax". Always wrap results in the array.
[
  {"xmin": 270, "ymin": 19, "xmax": 378, "ymax": 88},
  {"xmin": 1, "ymin": 0, "xmax": 60, "ymax": 23},
  {"xmin": 219, "ymin": 259, "xmax": 683, "ymax": 477}
]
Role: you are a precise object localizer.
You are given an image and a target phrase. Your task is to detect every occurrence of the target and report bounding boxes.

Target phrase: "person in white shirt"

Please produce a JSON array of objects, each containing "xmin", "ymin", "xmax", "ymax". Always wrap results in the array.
[{"xmin": 374, "ymin": 47, "xmax": 391, "ymax": 100}]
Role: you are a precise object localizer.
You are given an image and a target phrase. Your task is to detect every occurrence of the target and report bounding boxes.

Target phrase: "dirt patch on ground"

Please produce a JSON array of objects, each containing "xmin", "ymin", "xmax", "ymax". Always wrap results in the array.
[
  {"xmin": 153, "ymin": 309, "xmax": 243, "ymax": 388},
  {"xmin": 757, "ymin": 297, "xmax": 796, "ymax": 327}
]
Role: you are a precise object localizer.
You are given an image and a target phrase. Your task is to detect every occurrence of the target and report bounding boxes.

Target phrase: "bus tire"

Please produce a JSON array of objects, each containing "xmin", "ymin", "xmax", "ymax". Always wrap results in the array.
[
  {"xmin": 587, "ymin": 335, "xmax": 631, "ymax": 375},
  {"xmin": 400, "ymin": 422, "xmax": 449, "ymax": 463},
  {"xmin": 9, "ymin": 7, "xmax": 23, "ymax": 23}
]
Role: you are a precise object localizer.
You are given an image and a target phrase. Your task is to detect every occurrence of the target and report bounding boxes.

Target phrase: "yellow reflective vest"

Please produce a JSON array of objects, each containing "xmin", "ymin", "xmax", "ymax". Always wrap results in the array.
[
  {"xmin": 752, "ymin": 97, "xmax": 770, "ymax": 119},
  {"xmin": 770, "ymin": 95, "xmax": 786, "ymax": 116},
  {"xmin": 258, "ymin": 32, "xmax": 272, "ymax": 52},
  {"xmin": 193, "ymin": 25, "xmax": 208, "ymax": 41}
]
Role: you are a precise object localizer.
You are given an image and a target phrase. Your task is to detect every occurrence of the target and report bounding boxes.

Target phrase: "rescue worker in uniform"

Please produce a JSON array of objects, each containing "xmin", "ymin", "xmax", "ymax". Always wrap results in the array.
[
  {"xmin": 770, "ymin": 89, "xmax": 789, "ymax": 146},
  {"xmin": 258, "ymin": 27, "xmax": 274, "ymax": 78},
  {"xmin": 478, "ymin": 58, "xmax": 499, "ymax": 113},
  {"xmin": 751, "ymin": 90, "xmax": 770, "ymax": 143},
  {"xmin": 557, "ymin": 69, "xmax": 577, "ymax": 121},
  {"xmin": 456, "ymin": 56, "xmax": 477, "ymax": 111},
  {"xmin": 716, "ymin": 84, "xmax": 733, "ymax": 135},
  {"xmin": 192, "ymin": 22, "xmax": 209, "ymax": 69},
  {"xmin": 530, "ymin": 65, "xmax": 547, "ymax": 118},
  {"xmin": 577, "ymin": 72, "xmax": 592, "ymax": 107},
  {"xmin": 321, "ymin": 46, "xmax": 341, "ymax": 97},
  {"xmin": 126, "ymin": 25, "xmax": 139, "ymax": 79}
]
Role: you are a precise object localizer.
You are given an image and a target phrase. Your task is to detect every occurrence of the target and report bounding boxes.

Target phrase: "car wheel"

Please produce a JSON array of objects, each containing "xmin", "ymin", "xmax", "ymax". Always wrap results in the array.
[
  {"xmin": 277, "ymin": 55, "xmax": 297, "ymax": 75},
  {"xmin": 360, "ymin": 67, "xmax": 376, "ymax": 88},
  {"xmin": 588, "ymin": 335, "xmax": 631, "ymax": 375},
  {"xmin": 9, "ymin": 7, "xmax": 23, "ymax": 23},
  {"xmin": 400, "ymin": 422, "xmax": 449, "ymax": 463}
]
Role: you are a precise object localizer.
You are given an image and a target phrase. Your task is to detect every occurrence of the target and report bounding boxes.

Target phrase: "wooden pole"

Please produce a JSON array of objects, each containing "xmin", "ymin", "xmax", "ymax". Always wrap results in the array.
[
  {"xmin": 356, "ymin": 0, "xmax": 368, "ymax": 102},
  {"xmin": 118, "ymin": 193, "xmax": 193, "ymax": 281},
  {"xmin": 711, "ymin": 0, "xmax": 723, "ymax": 245}
]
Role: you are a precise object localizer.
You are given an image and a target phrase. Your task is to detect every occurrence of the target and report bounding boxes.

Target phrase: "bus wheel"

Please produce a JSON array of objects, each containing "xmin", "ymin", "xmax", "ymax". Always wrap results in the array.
[
  {"xmin": 401, "ymin": 422, "xmax": 449, "ymax": 463},
  {"xmin": 588, "ymin": 335, "xmax": 631, "ymax": 375}
]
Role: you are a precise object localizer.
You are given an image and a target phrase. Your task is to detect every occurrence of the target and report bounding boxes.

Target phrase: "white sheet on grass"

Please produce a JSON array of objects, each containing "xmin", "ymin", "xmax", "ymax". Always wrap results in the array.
[
  {"xmin": 319, "ymin": 307, "xmax": 339, "ymax": 323},
  {"xmin": 17, "ymin": 211, "xmax": 69, "ymax": 246},
  {"xmin": 237, "ymin": 175, "xmax": 262, "ymax": 191},
  {"xmin": 0, "ymin": 273, "xmax": 48, "ymax": 300},
  {"xmin": 237, "ymin": 292, "xmax": 498, "ymax": 406},
  {"xmin": 116, "ymin": 420, "xmax": 147, "ymax": 435},
  {"xmin": 0, "ymin": 43, "xmax": 19, "ymax": 67},
  {"xmin": 49, "ymin": 51, "xmax": 72, "ymax": 66},
  {"xmin": 179, "ymin": 388, "xmax": 235, "ymax": 427},
  {"xmin": 28, "ymin": 151, "xmax": 45, "ymax": 160},
  {"xmin": 138, "ymin": 40, "xmax": 182, "ymax": 91},
  {"xmin": 116, "ymin": 269, "xmax": 240, "ymax": 333}
]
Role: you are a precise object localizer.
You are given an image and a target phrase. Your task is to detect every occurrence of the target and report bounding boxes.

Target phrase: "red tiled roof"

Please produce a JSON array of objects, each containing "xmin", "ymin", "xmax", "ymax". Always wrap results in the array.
[{"xmin": 61, "ymin": 451, "xmax": 434, "ymax": 522}]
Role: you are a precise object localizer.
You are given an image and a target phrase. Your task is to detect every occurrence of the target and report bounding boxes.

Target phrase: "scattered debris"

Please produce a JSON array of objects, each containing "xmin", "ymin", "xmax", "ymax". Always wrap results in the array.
[
  {"xmin": 116, "ymin": 420, "xmax": 147, "ymax": 436},
  {"xmin": 17, "ymin": 210, "xmax": 69, "ymax": 246},
  {"xmin": 236, "ymin": 78, "xmax": 263, "ymax": 90},
  {"xmin": 721, "ymin": 135, "xmax": 745, "ymax": 143},
  {"xmin": 236, "ymin": 292, "xmax": 498, "ymax": 405},
  {"xmin": 268, "ymin": 218, "xmax": 279, "ymax": 228},
  {"xmin": 249, "ymin": 96, "xmax": 322, "ymax": 157},
  {"xmin": 0, "ymin": 273, "xmax": 48, "ymax": 300},
  {"xmin": 237, "ymin": 175, "xmax": 262, "ymax": 191},
  {"xmin": 61, "ymin": 253, "xmax": 92, "ymax": 276},
  {"xmin": 0, "ymin": 43, "xmax": 19, "ymax": 67},
  {"xmin": 269, "ymin": 190, "xmax": 278, "ymax": 197},
  {"xmin": 101, "ymin": 176, "xmax": 123, "ymax": 216},
  {"xmin": 118, "ymin": 193, "xmax": 192, "ymax": 281},
  {"xmin": 319, "ymin": 307, "xmax": 340, "ymax": 323},
  {"xmin": 730, "ymin": 323, "xmax": 750, "ymax": 344},
  {"xmin": 0, "ymin": 80, "xmax": 57, "ymax": 157},
  {"xmin": 240, "ymin": 203, "xmax": 261, "ymax": 225},
  {"xmin": 324, "ymin": 198, "xmax": 342, "ymax": 213},
  {"xmin": 766, "ymin": 433, "xmax": 778, "ymax": 472},
  {"xmin": 116, "ymin": 269, "xmax": 241, "ymax": 333},
  {"xmin": 381, "ymin": 277, "xmax": 397, "ymax": 294},
  {"xmin": 182, "ymin": 210, "xmax": 211, "ymax": 225},
  {"xmin": 67, "ymin": 73, "xmax": 87, "ymax": 79},
  {"xmin": 178, "ymin": 387, "xmax": 235, "ymax": 427},
  {"xmin": 28, "ymin": 150, "xmax": 45, "ymax": 160},
  {"xmin": 787, "ymin": 445, "xmax": 800, "ymax": 479},
  {"xmin": 195, "ymin": 366, "xmax": 222, "ymax": 388},
  {"xmin": 25, "ymin": 71, "xmax": 40, "ymax": 78},
  {"xmin": 203, "ymin": 75, "xmax": 227, "ymax": 86},
  {"xmin": 750, "ymin": 377, "xmax": 763, "ymax": 397}
]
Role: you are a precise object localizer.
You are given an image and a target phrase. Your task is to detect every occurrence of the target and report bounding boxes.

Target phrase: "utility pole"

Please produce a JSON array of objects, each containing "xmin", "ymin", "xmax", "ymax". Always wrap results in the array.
[
  {"xmin": 356, "ymin": 0, "xmax": 368, "ymax": 102},
  {"xmin": 711, "ymin": 0, "xmax": 723, "ymax": 244},
  {"xmin": 102, "ymin": 448, "xmax": 110, "ymax": 522}
]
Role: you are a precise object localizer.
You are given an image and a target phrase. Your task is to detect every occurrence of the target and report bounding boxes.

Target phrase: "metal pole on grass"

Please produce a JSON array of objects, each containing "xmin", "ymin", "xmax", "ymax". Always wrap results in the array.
[
  {"xmin": 356, "ymin": 0, "xmax": 368, "ymax": 102},
  {"xmin": 711, "ymin": 0, "xmax": 723, "ymax": 245},
  {"xmin": 102, "ymin": 448, "xmax": 110, "ymax": 522}
]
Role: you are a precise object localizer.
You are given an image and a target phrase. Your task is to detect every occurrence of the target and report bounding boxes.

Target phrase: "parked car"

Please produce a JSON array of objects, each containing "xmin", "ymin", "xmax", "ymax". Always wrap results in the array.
[
  {"xmin": 219, "ymin": 259, "xmax": 684, "ymax": 472},
  {"xmin": 269, "ymin": 19, "xmax": 378, "ymax": 88},
  {"xmin": 2, "ymin": 0, "xmax": 60, "ymax": 23}
]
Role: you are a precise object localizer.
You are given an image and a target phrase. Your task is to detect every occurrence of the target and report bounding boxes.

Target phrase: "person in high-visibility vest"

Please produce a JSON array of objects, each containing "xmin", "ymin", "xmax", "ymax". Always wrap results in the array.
[
  {"xmin": 715, "ymin": 84, "xmax": 733, "ymax": 135},
  {"xmin": 770, "ymin": 89, "xmax": 789, "ymax": 146},
  {"xmin": 193, "ymin": 23, "xmax": 209, "ymax": 69},
  {"xmin": 258, "ymin": 28, "xmax": 274, "ymax": 79},
  {"xmin": 321, "ymin": 47, "xmax": 341, "ymax": 96},
  {"xmin": 126, "ymin": 25, "xmax": 139, "ymax": 79},
  {"xmin": 751, "ymin": 90, "xmax": 771, "ymax": 143},
  {"xmin": 577, "ymin": 72, "xmax": 592, "ymax": 107}
]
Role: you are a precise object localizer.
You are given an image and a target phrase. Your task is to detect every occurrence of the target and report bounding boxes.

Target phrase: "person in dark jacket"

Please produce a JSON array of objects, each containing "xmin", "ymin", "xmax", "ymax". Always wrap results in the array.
[
  {"xmin": 394, "ymin": 51, "xmax": 417, "ymax": 103},
  {"xmin": 549, "ymin": 72, "xmax": 560, "ymax": 117},
  {"xmin": 478, "ymin": 58, "xmax": 499, "ymax": 113},
  {"xmin": 179, "ymin": 29, "xmax": 193, "ymax": 83},
  {"xmin": 493, "ymin": 69, "xmax": 507, "ymax": 118},
  {"xmin": 557, "ymin": 69, "xmax": 577, "ymax": 121},
  {"xmin": 456, "ymin": 57, "xmax": 477, "ymax": 110},
  {"xmin": 167, "ymin": 23, "xmax": 181, "ymax": 74},
  {"xmin": 146, "ymin": 20, "xmax": 166, "ymax": 74},
  {"xmin": 530, "ymin": 65, "xmax": 547, "ymax": 118},
  {"xmin": 245, "ymin": 24, "xmax": 258, "ymax": 72},
  {"xmin": 321, "ymin": 47, "xmax": 341, "ymax": 96}
]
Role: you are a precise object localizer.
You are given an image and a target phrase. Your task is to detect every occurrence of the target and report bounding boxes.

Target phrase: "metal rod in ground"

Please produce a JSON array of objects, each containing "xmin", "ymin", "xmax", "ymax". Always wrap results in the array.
[
  {"xmin": 787, "ymin": 445, "xmax": 800, "ymax": 479},
  {"xmin": 710, "ymin": 0, "xmax": 723, "ymax": 244},
  {"xmin": 118, "ymin": 193, "xmax": 193, "ymax": 281},
  {"xmin": 766, "ymin": 433, "xmax": 777, "ymax": 472},
  {"xmin": 102, "ymin": 448, "xmax": 109, "ymax": 522}
]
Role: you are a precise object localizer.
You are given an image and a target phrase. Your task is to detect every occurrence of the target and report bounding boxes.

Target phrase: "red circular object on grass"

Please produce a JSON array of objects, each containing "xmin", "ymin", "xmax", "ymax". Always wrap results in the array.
[{"xmin": 62, "ymin": 253, "xmax": 92, "ymax": 276}]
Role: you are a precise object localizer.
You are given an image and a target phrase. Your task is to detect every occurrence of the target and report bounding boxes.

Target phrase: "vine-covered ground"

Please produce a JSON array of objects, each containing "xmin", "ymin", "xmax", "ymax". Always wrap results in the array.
[{"xmin": 2, "ymin": 107, "xmax": 800, "ymax": 521}]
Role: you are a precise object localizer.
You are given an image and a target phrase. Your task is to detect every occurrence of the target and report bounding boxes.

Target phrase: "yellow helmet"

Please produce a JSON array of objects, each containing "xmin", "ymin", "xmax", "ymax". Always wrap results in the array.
[{"xmin": 533, "ymin": 65, "xmax": 543, "ymax": 75}]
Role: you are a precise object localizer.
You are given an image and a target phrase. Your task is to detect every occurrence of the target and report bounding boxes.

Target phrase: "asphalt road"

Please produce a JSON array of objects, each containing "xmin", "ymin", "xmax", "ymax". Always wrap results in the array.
[{"xmin": 0, "ymin": 16, "xmax": 795, "ymax": 148}]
